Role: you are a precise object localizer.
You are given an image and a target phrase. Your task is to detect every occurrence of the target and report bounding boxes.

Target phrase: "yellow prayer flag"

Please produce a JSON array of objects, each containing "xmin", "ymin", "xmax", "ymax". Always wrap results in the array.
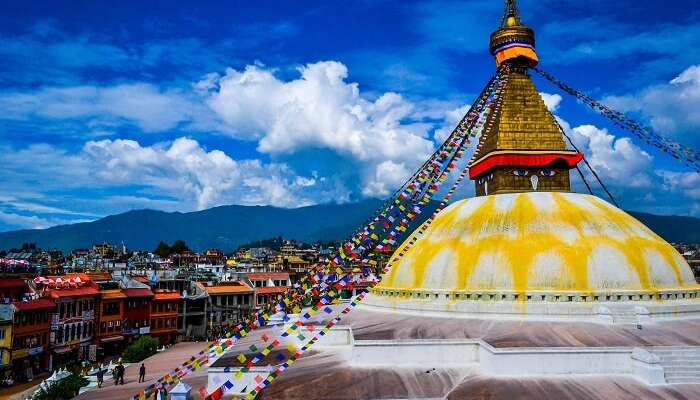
[{"xmin": 237, "ymin": 353, "xmax": 247, "ymax": 363}]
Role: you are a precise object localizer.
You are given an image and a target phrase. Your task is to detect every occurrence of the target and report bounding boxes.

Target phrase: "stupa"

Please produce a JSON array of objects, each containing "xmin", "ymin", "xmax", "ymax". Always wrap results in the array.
[
  {"xmin": 363, "ymin": 0, "xmax": 700, "ymax": 322},
  {"xmin": 203, "ymin": 2, "xmax": 700, "ymax": 399}
]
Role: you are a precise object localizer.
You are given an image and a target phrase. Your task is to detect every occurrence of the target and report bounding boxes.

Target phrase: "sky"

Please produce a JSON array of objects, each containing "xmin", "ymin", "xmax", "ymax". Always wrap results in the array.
[{"xmin": 0, "ymin": 0, "xmax": 699, "ymax": 232}]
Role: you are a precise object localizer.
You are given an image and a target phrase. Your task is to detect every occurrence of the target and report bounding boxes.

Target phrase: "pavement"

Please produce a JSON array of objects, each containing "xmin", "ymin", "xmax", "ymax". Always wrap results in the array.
[
  {"xmin": 77, "ymin": 342, "xmax": 209, "ymax": 400},
  {"xmin": 0, "ymin": 373, "xmax": 49, "ymax": 400}
]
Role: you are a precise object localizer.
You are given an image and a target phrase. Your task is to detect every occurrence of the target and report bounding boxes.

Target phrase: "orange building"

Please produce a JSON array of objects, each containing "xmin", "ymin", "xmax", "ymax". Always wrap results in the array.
[
  {"xmin": 11, "ymin": 299, "xmax": 55, "ymax": 381},
  {"xmin": 95, "ymin": 284, "xmax": 126, "ymax": 358},
  {"xmin": 150, "ymin": 290, "xmax": 181, "ymax": 345}
]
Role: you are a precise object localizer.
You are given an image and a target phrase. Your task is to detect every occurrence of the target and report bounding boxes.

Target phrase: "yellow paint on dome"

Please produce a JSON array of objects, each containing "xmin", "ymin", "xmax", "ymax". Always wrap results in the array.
[{"xmin": 378, "ymin": 193, "xmax": 699, "ymax": 297}]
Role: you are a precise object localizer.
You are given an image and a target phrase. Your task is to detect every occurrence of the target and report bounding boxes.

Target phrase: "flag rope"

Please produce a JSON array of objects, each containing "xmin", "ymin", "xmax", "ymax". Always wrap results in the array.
[
  {"xmin": 132, "ymin": 65, "xmax": 511, "ymax": 400},
  {"xmin": 201, "ymin": 70, "xmax": 510, "ymax": 400}
]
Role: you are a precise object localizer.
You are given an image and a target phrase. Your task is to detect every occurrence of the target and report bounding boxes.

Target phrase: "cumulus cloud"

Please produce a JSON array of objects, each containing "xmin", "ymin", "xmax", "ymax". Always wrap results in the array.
[
  {"xmin": 82, "ymin": 137, "xmax": 313, "ymax": 209},
  {"xmin": 540, "ymin": 92, "xmax": 562, "ymax": 112},
  {"xmin": 0, "ymin": 138, "xmax": 318, "ymax": 218},
  {"xmin": 604, "ymin": 64, "xmax": 700, "ymax": 146},
  {"xmin": 572, "ymin": 125, "xmax": 653, "ymax": 188},
  {"xmin": 203, "ymin": 61, "xmax": 438, "ymax": 197}
]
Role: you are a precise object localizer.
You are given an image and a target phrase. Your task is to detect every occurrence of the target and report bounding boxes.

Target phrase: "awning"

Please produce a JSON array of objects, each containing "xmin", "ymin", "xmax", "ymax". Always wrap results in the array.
[
  {"xmin": 100, "ymin": 335, "xmax": 125, "ymax": 344},
  {"xmin": 53, "ymin": 347, "xmax": 77, "ymax": 355},
  {"xmin": 469, "ymin": 150, "xmax": 583, "ymax": 179}
]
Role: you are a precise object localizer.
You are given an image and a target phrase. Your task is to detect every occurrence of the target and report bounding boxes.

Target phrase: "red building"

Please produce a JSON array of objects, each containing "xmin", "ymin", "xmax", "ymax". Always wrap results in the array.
[
  {"xmin": 0, "ymin": 279, "xmax": 29, "ymax": 302},
  {"xmin": 150, "ymin": 290, "xmax": 181, "ymax": 345},
  {"xmin": 11, "ymin": 299, "xmax": 55, "ymax": 381},
  {"xmin": 95, "ymin": 284, "xmax": 126, "ymax": 359},
  {"xmin": 36, "ymin": 274, "xmax": 99, "ymax": 370},
  {"xmin": 122, "ymin": 287, "xmax": 154, "ymax": 342}
]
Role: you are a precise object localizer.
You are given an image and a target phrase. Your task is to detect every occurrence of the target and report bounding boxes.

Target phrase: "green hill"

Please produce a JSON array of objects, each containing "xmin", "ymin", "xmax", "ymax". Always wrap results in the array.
[{"xmin": 0, "ymin": 200, "xmax": 697, "ymax": 253}]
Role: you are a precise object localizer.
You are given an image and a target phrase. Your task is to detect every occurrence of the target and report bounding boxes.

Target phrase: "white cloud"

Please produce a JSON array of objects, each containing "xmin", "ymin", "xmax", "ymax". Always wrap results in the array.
[
  {"xmin": 604, "ymin": 64, "xmax": 700, "ymax": 146},
  {"xmin": 556, "ymin": 118, "xmax": 654, "ymax": 190},
  {"xmin": 203, "ymin": 61, "xmax": 438, "ymax": 197},
  {"xmin": 658, "ymin": 171, "xmax": 700, "ymax": 200},
  {"xmin": 540, "ymin": 92, "xmax": 562, "ymax": 112},
  {"xmin": 0, "ymin": 210, "xmax": 79, "ymax": 230},
  {"xmin": 82, "ymin": 137, "xmax": 313, "ymax": 209},
  {"xmin": 0, "ymin": 84, "xmax": 204, "ymax": 132}
]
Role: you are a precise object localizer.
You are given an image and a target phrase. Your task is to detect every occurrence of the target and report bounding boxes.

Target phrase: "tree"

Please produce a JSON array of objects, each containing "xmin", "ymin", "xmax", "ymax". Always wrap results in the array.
[
  {"xmin": 33, "ymin": 372, "xmax": 88, "ymax": 400},
  {"xmin": 154, "ymin": 241, "xmax": 171, "ymax": 258},
  {"xmin": 169, "ymin": 240, "xmax": 190, "ymax": 255},
  {"xmin": 122, "ymin": 335, "xmax": 158, "ymax": 363}
]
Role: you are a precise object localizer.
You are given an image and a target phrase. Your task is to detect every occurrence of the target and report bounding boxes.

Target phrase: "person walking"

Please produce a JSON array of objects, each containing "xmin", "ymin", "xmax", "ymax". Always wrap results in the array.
[
  {"xmin": 116, "ymin": 362, "xmax": 125, "ymax": 385},
  {"xmin": 138, "ymin": 363, "xmax": 146, "ymax": 383},
  {"xmin": 96, "ymin": 366, "xmax": 104, "ymax": 388}
]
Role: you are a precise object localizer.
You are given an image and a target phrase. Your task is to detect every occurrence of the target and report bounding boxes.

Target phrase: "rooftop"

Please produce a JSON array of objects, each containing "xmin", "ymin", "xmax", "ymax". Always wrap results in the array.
[
  {"xmin": 246, "ymin": 272, "xmax": 290, "ymax": 281},
  {"xmin": 0, "ymin": 278, "xmax": 28, "ymax": 290},
  {"xmin": 202, "ymin": 281, "xmax": 253, "ymax": 295},
  {"xmin": 153, "ymin": 290, "xmax": 182, "ymax": 301},
  {"xmin": 256, "ymin": 286, "xmax": 288, "ymax": 295},
  {"xmin": 13, "ymin": 298, "xmax": 55, "ymax": 312},
  {"xmin": 122, "ymin": 288, "xmax": 154, "ymax": 298},
  {"xmin": 101, "ymin": 289, "xmax": 127, "ymax": 300}
]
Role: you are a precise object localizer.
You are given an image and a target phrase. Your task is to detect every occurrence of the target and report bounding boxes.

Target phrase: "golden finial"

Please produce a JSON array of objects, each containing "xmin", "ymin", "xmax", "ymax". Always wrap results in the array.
[
  {"xmin": 490, "ymin": 0, "xmax": 538, "ymax": 67},
  {"xmin": 502, "ymin": 0, "xmax": 521, "ymax": 27}
]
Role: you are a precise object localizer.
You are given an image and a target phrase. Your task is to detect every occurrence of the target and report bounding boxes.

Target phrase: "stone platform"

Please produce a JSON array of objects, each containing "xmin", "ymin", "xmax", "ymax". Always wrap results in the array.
[{"xmin": 206, "ymin": 307, "xmax": 700, "ymax": 399}]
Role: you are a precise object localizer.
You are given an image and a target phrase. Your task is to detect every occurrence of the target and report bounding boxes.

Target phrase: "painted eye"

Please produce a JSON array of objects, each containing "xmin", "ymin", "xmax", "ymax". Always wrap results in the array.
[
  {"xmin": 478, "ymin": 178, "xmax": 485, "ymax": 185},
  {"xmin": 540, "ymin": 170, "xmax": 556, "ymax": 177},
  {"xmin": 513, "ymin": 169, "xmax": 529, "ymax": 177},
  {"xmin": 487, "ymin": 174, "xmax": 494, "ymax": 181}
]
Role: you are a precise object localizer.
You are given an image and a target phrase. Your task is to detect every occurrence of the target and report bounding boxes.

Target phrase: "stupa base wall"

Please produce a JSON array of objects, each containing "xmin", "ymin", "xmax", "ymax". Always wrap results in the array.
[{"xmin": 361, "ymin": 292, "xmax": 700, "ymax": 324}]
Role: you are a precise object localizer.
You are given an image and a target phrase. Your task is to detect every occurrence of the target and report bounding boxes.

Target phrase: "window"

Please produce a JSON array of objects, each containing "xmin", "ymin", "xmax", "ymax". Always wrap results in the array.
[{"xmin": 103, "ymin": 302, "xmax": 120, "ymax": 316}]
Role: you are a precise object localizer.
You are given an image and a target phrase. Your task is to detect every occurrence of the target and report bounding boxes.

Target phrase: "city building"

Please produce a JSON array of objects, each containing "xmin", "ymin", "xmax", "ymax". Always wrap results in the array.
[
  {"xmin": 199, "ymin": 282, "xmax": 254, "ymax": 339},
  {"xmin": 0, "ymin": 304, "xmax": 13, "ymax": 380},
  {"xmin": 150, "ymin": 290, "xmax": 181, "ymax": 345},
  {"xmin": 95, "ymin": 282, "xmax": 126, "ymax": 358},
  {"xmin": 10, "ymin": 298, "xmax": 54, "ymax": 381},
  {"xmin": 245, "ymin": 272, "xmax": 291, "ymax": 308},
  {"xmin": 38, "ymin": 274, "xmax": 99, "ymax": 370},
  {"xmin": 122, "ymin": 287, "xmax": 154, "ymax": 343},
  {"xmin": 0, "ymin": 279, "xmax": 30, "ymax": 302}
]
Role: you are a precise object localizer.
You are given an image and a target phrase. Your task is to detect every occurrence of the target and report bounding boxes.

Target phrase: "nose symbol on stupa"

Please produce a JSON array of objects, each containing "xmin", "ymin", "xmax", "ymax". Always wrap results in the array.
[{"xmin": 530, "ymin": 174, "xmax": 539, "ymax": 191}]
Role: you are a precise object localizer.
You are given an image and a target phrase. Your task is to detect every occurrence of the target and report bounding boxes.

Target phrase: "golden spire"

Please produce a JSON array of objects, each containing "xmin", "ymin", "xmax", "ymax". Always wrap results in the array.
[
  {"xmin": 490, "ymin": 0, "xmax": 538, "ymax": 67},
  {"xmin": 468, "ymin": 0, "xmax": 583, "ymax": 196},
  {"xmin": 502, "ymin": 0, "xmax": 520, "ymax": 27}
]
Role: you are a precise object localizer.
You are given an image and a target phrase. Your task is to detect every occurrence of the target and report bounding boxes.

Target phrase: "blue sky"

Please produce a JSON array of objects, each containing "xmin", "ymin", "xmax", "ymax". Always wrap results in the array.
[{"xmin": 1, "ymin": 0, "xmax": 699, "ymax": 232}]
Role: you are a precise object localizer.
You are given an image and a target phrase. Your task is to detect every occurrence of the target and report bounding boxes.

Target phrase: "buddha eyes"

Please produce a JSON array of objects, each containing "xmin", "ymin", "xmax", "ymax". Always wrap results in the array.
[
  {"xmin": 487, "ymin": 173, "xmax": 494, "ymax": 181},
  {"xmin": 513, "ymin": 169, "xmax": 556, "ymax": 177}
]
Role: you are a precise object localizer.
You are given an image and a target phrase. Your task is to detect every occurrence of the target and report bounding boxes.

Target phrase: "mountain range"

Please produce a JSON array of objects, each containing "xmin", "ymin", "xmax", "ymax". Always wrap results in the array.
[{"xmin": 0, "ymin": 200, "xmax": 698, "ymax": 253}]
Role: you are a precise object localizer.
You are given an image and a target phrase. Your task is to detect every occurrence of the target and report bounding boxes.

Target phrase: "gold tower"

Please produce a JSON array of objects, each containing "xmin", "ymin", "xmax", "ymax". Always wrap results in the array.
[{"xmin": 469, "ymin": 0, "xmax": 583, "ymax": 196}]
